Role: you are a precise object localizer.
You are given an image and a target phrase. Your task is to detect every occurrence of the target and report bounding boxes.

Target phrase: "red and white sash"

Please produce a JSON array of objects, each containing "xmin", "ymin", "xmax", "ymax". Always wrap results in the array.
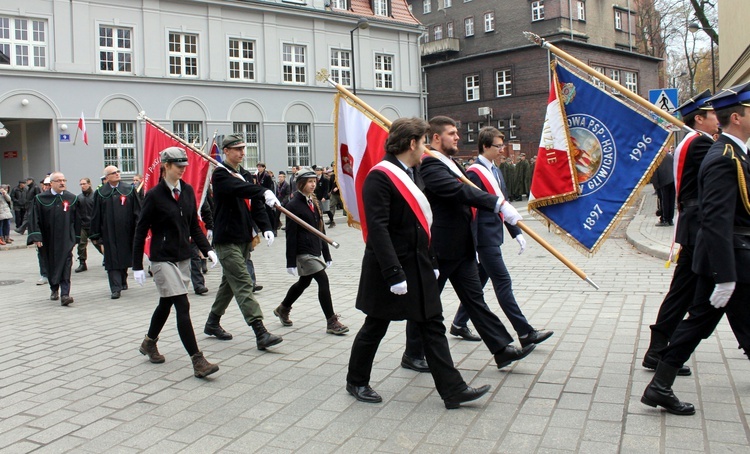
[
  {"xmin": 431, "ymin": 150, "xmax": 465, "ymax": 178},
  {"xmin": 673, "ymin": 131, "xmax": 701, "ymax": 198},
  {"xmin": 468, "ymin": 163, "xmax": 506, "ymax": 221},
  {"xmin": 371, "ymin": 161, "xmax": 433, "ymax": 241}
]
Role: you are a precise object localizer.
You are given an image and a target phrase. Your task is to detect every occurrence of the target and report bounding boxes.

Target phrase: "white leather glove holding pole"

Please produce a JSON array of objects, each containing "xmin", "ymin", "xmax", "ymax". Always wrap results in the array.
[
  {"xmin": 264, "ymin": 190, "xmax": 280, "ymax": 208},
  {"xmin": 287, "ymin": 267, "xmax": 298, "ymax": 276}
]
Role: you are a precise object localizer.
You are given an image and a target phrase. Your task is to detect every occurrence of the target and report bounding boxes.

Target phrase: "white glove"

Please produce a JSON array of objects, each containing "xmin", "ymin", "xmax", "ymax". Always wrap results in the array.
[
  {"xmin": 710, "ymin": 282, "xmax": 736, "ymax": 309},
  {"xmin": 326, "ymin": 261, "xmax": 332, "ymax": 268},
  {"xmin": 434, "ymin": 269, "xmax": 440, "ymax": 279},
  {"xmin": 206, "ymin": 229, "xmax": 213, "ymax": 242},
  {"xmin": 264, "ymin": 190, "xmax": 280, "ymax": 208},
  {"xmin": 515, "ymin": 234, "xmax": 527, "ymax": 255},
  {"xmin": 287, "ymin": 267, "xmax": 298, "ymax": 276},
  {"xmin": 207, "ymin": 250, "xmax": 218, "ymax": 268},
  {"xmin": 134, "ymin": 270, "xmax": 146, "ymax": 287},
  {"xmin": 500, "ymin": 202, "xmax": 522, "ymax": 225},
  {"xmin": 390, "ymin": 281, "xmax": 408, "ymax": 295},
  {"xmin": 263, "ymin": 231, "xmax": 274, "ymax": 246}
]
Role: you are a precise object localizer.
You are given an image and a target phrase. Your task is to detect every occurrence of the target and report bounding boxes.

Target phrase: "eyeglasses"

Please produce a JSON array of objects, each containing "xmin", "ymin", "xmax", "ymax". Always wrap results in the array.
[
  {"xmin": 489, "ymin": 143, "xmax": 505, "ymax": 149},
  {"xmin": 107, "ymin": 170, "xmax": 121, "ymax": 176},
  {"xmin": 51, "ymin": 179, "xmax": 67, "ymax": 183}
]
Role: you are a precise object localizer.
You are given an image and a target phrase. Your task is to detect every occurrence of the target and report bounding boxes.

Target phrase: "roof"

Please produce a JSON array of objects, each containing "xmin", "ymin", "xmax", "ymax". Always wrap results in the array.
[{"xmin": 340, "ymin": 0, "xmax": 421, "ymax": 26}]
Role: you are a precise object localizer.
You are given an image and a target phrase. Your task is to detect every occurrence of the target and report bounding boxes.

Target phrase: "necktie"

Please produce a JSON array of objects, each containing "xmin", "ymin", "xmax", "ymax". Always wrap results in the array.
[
  {"xmin": 492, "ymin": 165, "xmax": 507, "ymax": 198},
  {"xmin": 406, "ymin": 167, "xmax": 415, "ymax": 182},
  {"xmin": 308, "ymin": 198, "xmax": 315, "ymax": 212},
  {"xmin": 173, "ymin": 187, "xmax": 180, "ymax": 201}
]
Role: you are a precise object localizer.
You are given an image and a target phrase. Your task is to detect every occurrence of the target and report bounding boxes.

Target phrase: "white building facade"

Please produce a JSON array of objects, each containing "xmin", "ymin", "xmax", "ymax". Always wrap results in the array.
[{"xmin": 0, "ymin": 0, "xmax": 423, "ymax": 186}]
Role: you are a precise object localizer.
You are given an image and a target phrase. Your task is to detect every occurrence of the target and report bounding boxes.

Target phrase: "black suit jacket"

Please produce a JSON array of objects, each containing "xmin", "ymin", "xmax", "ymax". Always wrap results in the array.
[
  {"xmin": 420, "ymin": 152, "xmax": 499, "ymax": 260},
  {"xmin": 466, "ymin": 160, "xmax": 522, "ymax": 247},
  {"xmin": 356, "ymin": 153, "xmax": 440, "ymax": 322},
  {"xmin": 675, "ymin": 133, "xmax": 713, "ymax": 246},
  {"xmin": 693, "ymin": 134, "xmax": 750, "ymax": 283}
]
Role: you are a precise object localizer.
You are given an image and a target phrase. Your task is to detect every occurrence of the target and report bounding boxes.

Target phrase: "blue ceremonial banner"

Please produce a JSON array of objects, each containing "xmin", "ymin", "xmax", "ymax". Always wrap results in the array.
[{"xmin": 532, "ymin": 63, "xmax": 672, "ymax": 254}]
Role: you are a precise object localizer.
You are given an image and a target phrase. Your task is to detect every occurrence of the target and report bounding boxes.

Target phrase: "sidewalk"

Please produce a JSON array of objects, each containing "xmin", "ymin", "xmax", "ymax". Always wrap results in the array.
[
  {"xmin": 625, "ymin": 185, "xmax": 673, "ymax": 261},
  {"xmin": 1, "ymin": 204, "xmax": 749, "ymax": 453}
]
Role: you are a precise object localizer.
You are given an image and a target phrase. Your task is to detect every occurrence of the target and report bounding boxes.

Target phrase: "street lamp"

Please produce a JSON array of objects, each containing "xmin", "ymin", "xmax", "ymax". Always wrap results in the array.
[
  {"xmin": 349, "ymin": 18, "xmax": 369, "ymax": 94},
  {"xmin": 688, "ymin": 22, "xmax": 716, "ymax": 93},
  {"xmin": 671, "ymin": 71, "xmax": 687, "ymax": 89}
]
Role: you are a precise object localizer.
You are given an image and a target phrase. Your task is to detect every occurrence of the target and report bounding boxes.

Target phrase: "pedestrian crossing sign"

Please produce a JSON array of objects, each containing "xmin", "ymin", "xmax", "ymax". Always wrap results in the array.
[{"xmin": 649, "ymin": 88, "xmax": 678, "ymax": 113}]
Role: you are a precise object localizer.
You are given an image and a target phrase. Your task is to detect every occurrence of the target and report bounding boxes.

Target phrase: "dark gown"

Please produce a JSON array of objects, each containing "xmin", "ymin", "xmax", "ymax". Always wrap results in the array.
[
  {"xmin": 27, "ymin": 190, "xmax": 81, "ymax": 287},
  {"xmin": 89, "ymin": 183, "xmax": 140, "ymax": 270}
]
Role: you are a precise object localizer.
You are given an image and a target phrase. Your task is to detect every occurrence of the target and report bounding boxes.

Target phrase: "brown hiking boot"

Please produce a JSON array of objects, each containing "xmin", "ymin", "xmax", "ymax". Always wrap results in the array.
[
  {"xmin": 326, "ymin": 314, "xmax": 349, "ymax": 335},
  {"xmin": 139, "ymin": 335, "xmax": 166, "ymax": 363},
  {"xmin": 273, "ymin": 304, "xmax": 293, "ymax": 326},
  {"xmin": 191, "ymin": 351, "xmax": 219, "ymax": 378}
]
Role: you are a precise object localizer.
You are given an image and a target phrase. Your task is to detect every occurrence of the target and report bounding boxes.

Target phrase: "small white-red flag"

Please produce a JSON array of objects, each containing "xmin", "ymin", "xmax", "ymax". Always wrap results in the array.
[{"xmin": 77, "ymin": 112, "xmax": 89, "ymax": 145}]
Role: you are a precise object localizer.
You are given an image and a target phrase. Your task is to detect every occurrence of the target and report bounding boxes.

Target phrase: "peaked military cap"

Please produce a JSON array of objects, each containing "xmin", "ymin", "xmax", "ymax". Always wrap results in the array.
[
  {"xmin": 673, "ymin": 89, "xmax": 713, "ymax": 118},
  {"xmin": 706, "ymin": 82, "xmax": 750, "ymax": 111},
  {"xmin": 222, "ymin": 134, "xmax": 246, "ymax": 149},
  {"xmin": 160, "ymin": 147, "xmax": 189, "ymax": 166}
]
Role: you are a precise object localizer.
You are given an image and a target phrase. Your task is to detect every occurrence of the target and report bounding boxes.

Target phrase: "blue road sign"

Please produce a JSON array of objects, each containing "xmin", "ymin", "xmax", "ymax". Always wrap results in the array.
[
  {"xmin": 60, "ymin": 134, "xmax": 71, "ymax": 142},
  {"xmin": 649, "ymin": 88, "xmax": 678, "ymax": 113}
]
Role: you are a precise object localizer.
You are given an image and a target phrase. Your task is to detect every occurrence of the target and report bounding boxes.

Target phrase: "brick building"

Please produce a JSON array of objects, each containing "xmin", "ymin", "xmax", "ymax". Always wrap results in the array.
[{"xmin": 409, "ymin": 0, "xmax": 662, "ymax": 160}]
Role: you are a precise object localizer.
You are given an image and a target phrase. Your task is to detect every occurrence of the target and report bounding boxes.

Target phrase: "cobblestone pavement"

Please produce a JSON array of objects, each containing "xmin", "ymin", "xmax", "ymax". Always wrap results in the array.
[{"xmin": 1, "ymin": 194, "xmax": 749, "ymax": 453}]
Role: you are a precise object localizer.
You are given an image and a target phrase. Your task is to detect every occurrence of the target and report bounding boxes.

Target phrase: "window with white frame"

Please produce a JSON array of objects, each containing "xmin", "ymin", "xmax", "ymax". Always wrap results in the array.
[
  {"xmin": 332, "ymin": 0, "xmax": 348, "ymax": 9},
  {"xmin": 434, "ymin": 25, "xmax": 443, "ymax": 41},
  {"xmin": 465, "ymin": 75, "xmax": 480, "ymax": 101},
  {"xmin": 168, "ymin": 32, "xmax": 198, "ymax": 77},
  {"xmin": 330, "ymin": 49, "xmax": 351, "ymax": 87},
  {"xmin": 228, "ymin": 38, "xmax": 255, "ymax": 81},
  {"xmin": 614, "ymin": 10, "xmax": 622, "ymax": 30},
  {"xmin": 447, "ymin": 22, "xmax": 454, "ymax": 37},
  {"xmin": 103, "ymin": 121, "xmax": 136, "ymax": 173},
  {"xmin": 423, "ymin": 0, "xmax": 431, "ymax": 14},
  {"xmin": 496, "ymin": 69, "xmax": 512, "ymax": 97},
  {"xmin": 283, "ymin": 43, "xmax": 306, "ymax": 84},
  {"xmin": 484, "ymin": 12, "xmax": 495, "ymax": 32},
  {"xmin": 99, "ymin": 26, "xmax": 132, "ymax": 73},
  {"xmin": 591, "ymin": 66, "xmax": 606, "ymax": 89},
  {"xmin": 374, "ymin": 54, "xmax": 394, "ymax": 90},
  {"xmin": 610, "ymin": 69, "xmax": 620, "ymax": 94},
  {"xmin": 233, "ymin": 122, "xmax": 261, "ymax": 168},
  {"xmin": 373, "ymin": 0, "xmax": 390, "ymax": 17},
  {"xmin": 444, "ymin": 0, "xmax": 452, "ymax": 7},
  {"xmin": 0, "ymin": 16, "xmax": 47, "ymax": 68},
  {"xmin": 497, "ymin": 119, "xmax": 506, "ymax": 129},
  {"xmin": 465, "ymin": 17, "xmax": 474, "ymax": 37},
  {"xmin": 287, "ymin": 123, "xmax": 311, "ymax": 167},
  {"xmin": 509, "ymin": 118, "xmax": 517, "ymax": 138},
  {"xmin": 624, "ymin": 71, "xmax": 638, "ymax": 93},
  {"xmin": 531, "ymin": 1, "xmax": 545, "ymax": 22},
  {"xmin": 577, "ymin": 1, "xmax": 586, "ymax": 21},
  {"xmin": 173, "ymin": 121, "xmax": 202, "ymax": 145}
]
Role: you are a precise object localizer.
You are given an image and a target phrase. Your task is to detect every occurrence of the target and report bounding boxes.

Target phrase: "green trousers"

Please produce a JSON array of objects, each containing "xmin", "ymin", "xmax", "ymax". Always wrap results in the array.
[{"xmin": 210, "ymin": 242, "xmax": 263, "ymax": 324}]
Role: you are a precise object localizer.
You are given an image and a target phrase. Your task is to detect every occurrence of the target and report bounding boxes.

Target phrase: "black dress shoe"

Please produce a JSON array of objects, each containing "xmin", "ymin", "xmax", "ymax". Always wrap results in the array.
[
  {"xmin": 50, "ymin": 290, "xmax": 59, "ymax": 301},
  {"xmin": 111, "ymin": 291, "xmax": 121, "ymax": 299},
  {"xmin": 252, "ymin": 285, "xmax": 264, "ymax": 293},
  {"xmin": 450, "ymin": 324, "xmax": 482, "ymax": 341},
  {"xmin": 60, "ymin": 295, "xmax": 74, "ymax": 306},
  {"xmin": 346, "ymin": 383, "xmax": 383, "ymax": 403},
  {"xmin": 195, "ymin": 286, "xmax": 209, "ymax": 295},
  {"xmin": 520, "ymin": 329, "xmax": 554, "ymax": 348},
  {"xmin": 495, "ymin": 344, "xmax": 536, "ymax": 369},
  {"xmin": 444, "ymin": 384, "xmax": 491, "ymax": 409},
  {"xmin": 401, "ymin": 354, "xmax": 430, "ymax": 373}
]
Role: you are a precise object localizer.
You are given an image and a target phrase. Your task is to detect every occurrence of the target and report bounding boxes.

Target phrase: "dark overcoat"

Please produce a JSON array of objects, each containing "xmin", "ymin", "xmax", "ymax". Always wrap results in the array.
[
  {"xmin": 693, "ymin": 134, "xmax": 750, "ymax": 283},
  {"xmin": 284, "ymin": 193, "xmax": 331, "ymax": 268},
  {"xmin": 675, "ymin": 133, "xmax": 713, "ymax": 246},
  {"xmin": 355, "ymin": 153, "xmax": 440, "ymax": 322}
]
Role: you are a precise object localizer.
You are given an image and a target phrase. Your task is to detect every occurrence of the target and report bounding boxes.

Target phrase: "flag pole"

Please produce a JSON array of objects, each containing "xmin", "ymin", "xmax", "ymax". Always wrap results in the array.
[
  {"xmin": 137, "ymin": 112, "xmax": 340, "ymax": 249},
  {"xmin": 524, "ymin": 32, "xmax": 691, "ymax": 133},
  {"xmin": 321, "ymin": 75, "xmax": 598, "ymax": 289}
]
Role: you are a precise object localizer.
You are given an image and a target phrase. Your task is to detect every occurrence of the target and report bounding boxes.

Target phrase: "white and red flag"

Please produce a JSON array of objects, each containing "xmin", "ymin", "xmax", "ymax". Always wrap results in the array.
[
  {"xmin": 528, "ymin": 70, "xmax": 578, "ymax": 208},
  {"xmin": 334, "ymin": 93, "xmax": 389, "ymax": 239},
  {"xmin": 76, "ymin": 112, "xmax": 89, "ymax": 145}
]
